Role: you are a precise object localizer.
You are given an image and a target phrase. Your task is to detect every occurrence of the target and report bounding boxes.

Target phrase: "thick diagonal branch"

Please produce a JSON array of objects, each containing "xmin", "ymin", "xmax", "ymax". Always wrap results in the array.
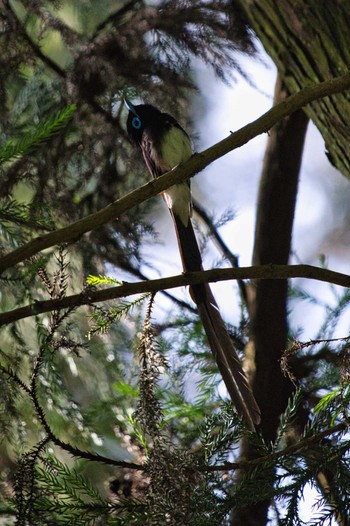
[{"xmin": 1, "ymin": 263, "xmax": 350, "ymax": 326}]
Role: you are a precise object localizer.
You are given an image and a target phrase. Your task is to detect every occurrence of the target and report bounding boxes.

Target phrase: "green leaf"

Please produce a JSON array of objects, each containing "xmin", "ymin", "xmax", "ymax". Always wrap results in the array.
[
  {"xmin": 113, "ymin": 380, "xmax": 139, "ymax": 398},
  {"xmin": 88, "ymin": 294, "xmax": 149, "ymax": 337}
]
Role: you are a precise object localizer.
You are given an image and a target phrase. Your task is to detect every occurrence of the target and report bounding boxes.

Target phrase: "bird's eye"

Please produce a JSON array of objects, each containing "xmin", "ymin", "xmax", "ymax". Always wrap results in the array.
[{"xmin": 132, "ymin": 117, "xmax": 141, "ymax": 129}]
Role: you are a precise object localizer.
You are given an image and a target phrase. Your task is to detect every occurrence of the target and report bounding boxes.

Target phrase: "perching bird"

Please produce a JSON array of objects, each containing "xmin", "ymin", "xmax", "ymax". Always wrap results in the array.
[{"xmin": 125, "ymin": 100, "xmax": 260, "ymax": 430}]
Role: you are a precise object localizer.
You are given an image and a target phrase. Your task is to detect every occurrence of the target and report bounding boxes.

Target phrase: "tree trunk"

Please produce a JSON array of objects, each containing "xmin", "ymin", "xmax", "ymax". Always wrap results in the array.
[
  {"xmin": 231, "ymin": 75, "xmax": 309, "ymax": 526},
  {"xmin": 237, "ymin": 0, "xmax": 350, "ymax": 179},
  {"xmin": 250, "ymin": 76, "xmax": 309, "ymax": 442}
]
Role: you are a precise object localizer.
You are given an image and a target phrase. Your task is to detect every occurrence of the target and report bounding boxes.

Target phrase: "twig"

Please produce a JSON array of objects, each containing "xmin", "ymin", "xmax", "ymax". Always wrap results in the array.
[
  {"xmin": 0, "ymin": 363, "xmax": 143, "ymax": 470},
  {"xmin": 7, "ymin": 2, "xmax": 67, "ymax": 78},
  {"xmin": 92, "ymin": 0, "xmax": 141, "ymax": 38},
  {"xmin": 201, "ymin": 422, "xmax": 347, "ymax": 472},
  {"xmin": 192, "ymin": 199, "xmax": 248, "ymax": 303},
  {"xmin": 2, "ymin": 365, "xmax": 348, "ymax": 473}
]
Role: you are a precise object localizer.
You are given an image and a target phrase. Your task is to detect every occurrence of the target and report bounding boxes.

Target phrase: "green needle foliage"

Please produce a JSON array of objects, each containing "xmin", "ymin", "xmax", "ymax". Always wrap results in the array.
[
  {"xmin": 87, "ymin": 273, "xmax": 150, "ymax": 337},
  {"xmin": 0, "ymin": 105, "xmax": 76, "ymax": 165}
]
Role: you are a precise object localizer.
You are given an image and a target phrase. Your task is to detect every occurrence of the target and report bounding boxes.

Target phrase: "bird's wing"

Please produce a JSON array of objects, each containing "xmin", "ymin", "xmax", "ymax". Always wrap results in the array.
[
  {"xmin": 141, "ymin": 130, "xmax": 162, "ymax": 178},
  {"xmin": 142, "ymin": 127, "xmax": 192, "ymax": 226}
]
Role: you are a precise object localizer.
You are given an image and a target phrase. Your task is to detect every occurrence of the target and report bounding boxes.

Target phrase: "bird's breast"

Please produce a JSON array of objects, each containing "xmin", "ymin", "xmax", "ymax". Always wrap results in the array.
[
  {"xmin": 159, "ymin": 126, "xmax": 192, "ymax": 170},
  {"xmin": 156, "ymin": 126, "xmax": 193, "ymax": 226}
]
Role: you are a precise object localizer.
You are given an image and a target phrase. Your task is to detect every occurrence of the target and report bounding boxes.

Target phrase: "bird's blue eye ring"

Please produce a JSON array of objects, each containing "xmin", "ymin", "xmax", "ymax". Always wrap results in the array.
[{"xmin": 132, "ymin": 116, "xmax": 141, "ymax": 129}]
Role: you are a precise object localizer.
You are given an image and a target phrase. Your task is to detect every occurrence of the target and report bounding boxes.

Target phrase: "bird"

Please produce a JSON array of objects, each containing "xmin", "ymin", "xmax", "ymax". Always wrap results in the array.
[{"xmin": 125, "ymin": 99, "xmax": 261, "ymax": 430}]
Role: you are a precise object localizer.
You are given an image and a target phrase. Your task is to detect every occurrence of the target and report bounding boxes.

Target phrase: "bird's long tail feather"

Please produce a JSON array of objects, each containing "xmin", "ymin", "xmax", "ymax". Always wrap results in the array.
[{"xmin": 172, "ymin": 212, "xmax": 261, "ymax": 430}]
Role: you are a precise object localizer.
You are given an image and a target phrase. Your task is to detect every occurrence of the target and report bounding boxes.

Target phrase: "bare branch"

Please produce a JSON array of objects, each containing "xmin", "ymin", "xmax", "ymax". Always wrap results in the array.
[
  {"xmin": 0, "ymin": 358, "xmax": 143, "ymax": 471},
  {"xmin": 193, "ymin": 199, "xmax": 248, "ymax": 303},
  {"xmin": 1, "ymin": 264, "xmax": 350, "ymax": 326}
]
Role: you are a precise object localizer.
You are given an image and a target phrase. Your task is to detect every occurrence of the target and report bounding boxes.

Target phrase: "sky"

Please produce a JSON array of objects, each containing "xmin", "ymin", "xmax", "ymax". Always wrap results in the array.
[
  {"xmin": 191, "ymin": 48, "xmax": 350, "ymax": 340},
  {"xmin": 194, "ymin": 50, "xmax": 346, "ymax": 264}
]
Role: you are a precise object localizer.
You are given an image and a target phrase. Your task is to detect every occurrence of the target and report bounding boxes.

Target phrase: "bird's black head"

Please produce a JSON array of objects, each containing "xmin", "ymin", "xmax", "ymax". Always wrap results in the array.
[{"xmin": 125, "ymin": 100, "xmax": 162, "ymax": 145}]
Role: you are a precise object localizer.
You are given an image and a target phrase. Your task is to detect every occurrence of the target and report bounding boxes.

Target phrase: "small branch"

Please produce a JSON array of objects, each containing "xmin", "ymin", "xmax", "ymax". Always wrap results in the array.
[
  {"xmin": 1, "ymin": 73, "xmax": 350, "ymax": 273},
  {"xmin": 109, "ymin": 262, "xmax": 197, "ymax": 313},
  {"xmin": 201, "ymin": 422, "xmax": 347, "ymax": 472},
  {"xmin": 192, "ymin": 199, "xmax": 248, "ymax": 303},
  {"xmin": 39, "ymin": 429, "xmax": 143, "ymax": 470},
  {"xmin": 1, "ymin": 263, "xmax": 350, "ymax": 326},
  {"xmin": 92, "ymin": 0, "xmax": 141, "ymax": 38},
  {"xmin": 0, "ymin": 362, "xmax": 143, "ymax": 471},
  {"xmin": 7, "ymin": 1, "xmax": 121, "ymax": 129},
  {"xmin": 0, "ymin": 363, "xmax": 32, "ymax": 395},
  {"xmin": 193, "ymin": 200, "xmax": 240, "ymax": 268},
  {"xmin": 18, "ymin": 436, "xmax": 51, "ymax": 523},
  {"xmin": 2, "ymin": 364, "xmax": 347, "ymax": 474},
  {"xmin": 7, "ymin": 2, "xmax": 67, "ymax": 79}
]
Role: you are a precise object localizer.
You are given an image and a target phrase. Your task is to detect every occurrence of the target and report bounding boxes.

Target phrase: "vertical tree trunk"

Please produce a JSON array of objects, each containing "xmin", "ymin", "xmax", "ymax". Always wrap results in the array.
[
  {"xmin": 250, "ymin": 76, "xmax": 309, "ymax": 442},
  {"xmin": 230, "ymin": 3, "xmax": 350, "ymax": 521},
  {"xmin": 230, "ymin": 2, "xmax": 350, "ymax": 522},
  {"xmin": 231, "ymin": 75, "xmax": 309, "ymax": 526}
]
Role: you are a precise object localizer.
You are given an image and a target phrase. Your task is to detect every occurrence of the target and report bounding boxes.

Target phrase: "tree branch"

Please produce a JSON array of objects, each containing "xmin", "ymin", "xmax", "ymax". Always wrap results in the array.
[
  {"xmin": 0, "ymin": 361, "xmax": 142, "ymax": 470},
  {"xmin": 1, "ymin": 73, "xmax": 350, "ymax": 274},
  {"xmin": 1, "ymin": 264, "xmax": 350, "ymax": 326},
  {"xmin": 6, "ymin": 1, "xmax": 67, "ymax": 78},
  {"xmin": 202, "ymin": 422, "xmax": 347, "ymax": 472},
  {"xmin": 193, "ymin": 199, "xmax": 248, "ymax": 303},
  {"xmin": 249, "ymin": 76, "xmax": 309, "ymax": 440},
  {"xmin": 232, "ymin": 76, "xmax": 309, "ymax": 526}
]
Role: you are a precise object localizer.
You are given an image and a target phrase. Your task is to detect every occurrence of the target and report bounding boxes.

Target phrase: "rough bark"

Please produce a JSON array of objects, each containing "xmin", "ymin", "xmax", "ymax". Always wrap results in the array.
[
  {"xmin": 229, "ymin": 3, "xmax": 350, "ymax": 523},
  {"xmin": 231, "ymin": 76, "xmax": 309, "ymax": 526},
  {"xmin": 250, "ymin": 77, "xmax": 309, "ymax": 441},
  {"xmin": 237, "ymin": 0, "xmax": 350, "ymax": 179}
]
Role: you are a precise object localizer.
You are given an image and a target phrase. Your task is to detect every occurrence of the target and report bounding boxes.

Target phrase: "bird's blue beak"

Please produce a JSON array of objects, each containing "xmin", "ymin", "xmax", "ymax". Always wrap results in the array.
[{"xmin": 124, "ymin": 98, "xmax": 138, "ymax": 116}]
